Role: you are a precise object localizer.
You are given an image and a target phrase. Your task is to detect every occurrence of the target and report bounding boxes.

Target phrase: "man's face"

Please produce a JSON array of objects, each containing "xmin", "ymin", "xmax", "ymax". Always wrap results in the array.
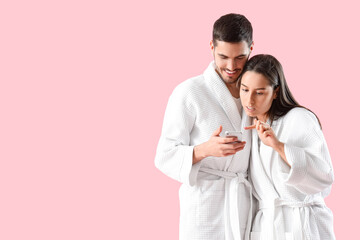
[{"xmin": 211, "ymin": 40, "xmax": 252, "ymax": 84}]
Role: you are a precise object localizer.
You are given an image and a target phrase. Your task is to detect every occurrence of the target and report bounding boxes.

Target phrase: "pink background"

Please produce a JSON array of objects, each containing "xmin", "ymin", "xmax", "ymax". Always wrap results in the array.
[{"xmin": 1, "ymin": 0, "xmax": 358, "ymax": 239}]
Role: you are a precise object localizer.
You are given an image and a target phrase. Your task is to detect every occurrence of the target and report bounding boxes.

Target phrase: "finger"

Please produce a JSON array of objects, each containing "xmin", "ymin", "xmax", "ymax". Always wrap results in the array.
[
  {"xmin": 222, "ymin": 136, "xmax": 238, "ymax": 144},
  {"xmin": 223, "ymin": 141, "xmax": 246, "ymax": 149},
  {"xmin": 262, "ymin": 125, "xmax": 270, "ymax": 131},
  {"xmin": 231, "ymin": 145, "xmax": 246, "ymax": 153},
  {"xmin": 235, "ymin": 142, "xmax": 246, "ymax": 149},
  {"xmin": 217, "ymin": 148, "xmax": 236, "ymax": 156},
  {"xmin": 235, "ymin": 145, "xmax": 245, "ymax": 152},
  {"xmin": 260, "ymin": 124, "xmax": 266, "ymax": 134},
  {"xmin": 261, "ymin": 122, "xmax": 270, "ymax": 130},
  {"xmin": 244, "ymin": 125, "xmax": 256, "ymax": 130},
  {"xmin": 222, "ymin": 149, "xmax": 237, "ymax": 156},
  {"xmin": 212, "ymin": 125, "xmax": 222, "ymax": 137},
  {"xmin": 223, "ymin": 143, "xmax": 247, "ymax": 155},
  {"xmin": 234, "ymin": 141, "xmax": 246, "ymax": 148},
  {"xmin": 224, "ymin": 153, "xmax": 235, "ymax": 156},
  {"xmin": 256, "ymin": 120, "xmax": 261, "ymax": 131},
  {"xmin": 263, "ymin": 130, "xmax": 272, "ymax": 137}
]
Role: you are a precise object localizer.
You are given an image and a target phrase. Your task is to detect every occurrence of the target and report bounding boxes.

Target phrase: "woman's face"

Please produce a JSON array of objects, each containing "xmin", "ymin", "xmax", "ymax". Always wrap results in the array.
[{"xmin": 240, "ymin": 71, "xmax": 277, "ymax": 122}]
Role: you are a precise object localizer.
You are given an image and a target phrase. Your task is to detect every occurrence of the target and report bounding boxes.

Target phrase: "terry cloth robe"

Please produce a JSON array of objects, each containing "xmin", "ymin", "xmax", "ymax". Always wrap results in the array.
[
  {"xmin": 155, "ymin": 62, "xmax": 253, "ymax": 240},
  {"xmin": 249, "ymin": 107, "xmax": 335, "ymax": 240}
]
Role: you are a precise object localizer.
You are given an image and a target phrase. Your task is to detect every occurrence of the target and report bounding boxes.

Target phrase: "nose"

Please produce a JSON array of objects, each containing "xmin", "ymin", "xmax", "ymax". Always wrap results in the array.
[
  {"xmin": 227, "ymin": 60, "xmax": 236, "ymax": 71},
  {"xmin": 249, "ymin": 92, "xmax": 255, "ymax": 105}
]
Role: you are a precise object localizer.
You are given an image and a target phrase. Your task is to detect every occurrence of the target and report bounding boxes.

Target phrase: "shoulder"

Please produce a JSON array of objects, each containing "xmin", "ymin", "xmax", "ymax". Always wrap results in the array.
[
  {"xmin": 171, "ymin": 62, "xmax": 214, "ymax": 97},
  {"xmin": 171, "ymin": 74, "xmax": 207, "ymax": 99},
  {"xmin": 282, "ymin": 107, "xmax": 321, "ymax": 130},
  {"xmin": 285, "ymin": 107, "xmax": 318, "ymax": 121},
  {"xmin": 165, "ymin": 74, "xmax": 207, "ymax": 112}
]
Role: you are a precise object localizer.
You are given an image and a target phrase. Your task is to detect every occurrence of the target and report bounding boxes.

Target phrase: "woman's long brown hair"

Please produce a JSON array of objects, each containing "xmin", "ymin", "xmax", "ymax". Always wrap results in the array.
[{"xmin": 238, "ymin": 54, "xmax": 321, "ymax": 128}]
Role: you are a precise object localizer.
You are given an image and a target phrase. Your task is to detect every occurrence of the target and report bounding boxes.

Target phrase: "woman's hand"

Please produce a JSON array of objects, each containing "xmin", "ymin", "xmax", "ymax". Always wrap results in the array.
[
  {"xmin": 245, "ymin": 119, "xmax": 279, "ymax": 148},
  {"xmin": 245, "ymin": 119, "xmax": 290, "ymax": 167}
]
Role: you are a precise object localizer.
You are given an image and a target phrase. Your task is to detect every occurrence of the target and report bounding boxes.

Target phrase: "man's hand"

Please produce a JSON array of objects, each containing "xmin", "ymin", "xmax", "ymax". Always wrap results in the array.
[{"xmin": 193, "ymin": 126, "xmax": 246, "ymax": 164}]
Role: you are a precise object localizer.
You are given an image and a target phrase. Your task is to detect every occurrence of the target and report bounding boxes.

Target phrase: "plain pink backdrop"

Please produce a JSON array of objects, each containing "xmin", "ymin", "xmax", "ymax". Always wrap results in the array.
[{"xmin": 1, "ymin": 0, "xmax": 359, "ymax": 239}]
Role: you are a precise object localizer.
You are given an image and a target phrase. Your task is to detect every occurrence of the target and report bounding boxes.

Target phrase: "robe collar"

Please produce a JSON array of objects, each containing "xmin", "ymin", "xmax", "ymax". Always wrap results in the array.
[
  {"xmin": 251, "ymin": 129, "xmax": 280, "ymax": 200},
  {"xmin": 204, "ymin": 61, "xmax": 242, "ymax": 132}
]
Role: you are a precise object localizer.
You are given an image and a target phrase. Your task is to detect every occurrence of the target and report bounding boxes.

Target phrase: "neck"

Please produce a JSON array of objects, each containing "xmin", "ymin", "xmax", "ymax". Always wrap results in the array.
[
  {"xmin": 215, "ymin": 68, "xmax": 239, "ymax": 98},
  {"xmin": 256, "ymin": 114, "xmax": 268, "ymax": 123},
  {"xmin": 226, "ymin": 82, "xmax": 240, "ymax": 98}
]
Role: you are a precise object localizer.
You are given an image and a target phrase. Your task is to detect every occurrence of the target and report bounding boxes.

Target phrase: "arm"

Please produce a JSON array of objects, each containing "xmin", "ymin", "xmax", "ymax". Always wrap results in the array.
[
  {"xmin": 155, "ymin": 87, "xmax": 246, "ymax": 186},
  {"xmin": 272, "ymin": 142, "xmax": 289, "ymax": 167},
  {"xmin": 193, "ymin": 125, "xmax": 246, "ymax": 164},
  {"xmin": 154, "ymin": 87, "xmax": 197, "ymax": 186},
  {"xmin": 245, "ymin": 111, "xmax": 334, "ymax": 195},
  {"xmin": 283, "ymin": 126, "xmax": 334, "ymax": 195}
]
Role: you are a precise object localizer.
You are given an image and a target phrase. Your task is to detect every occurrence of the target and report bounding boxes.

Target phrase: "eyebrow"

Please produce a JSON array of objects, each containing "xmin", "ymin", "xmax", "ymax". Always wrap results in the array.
[
  {"xmin": 218, "ymin": 53, "xmax": 247, "ymax": 58},
  {"xmin": 241, "ymin": 83, "xmax": 266, "ymax": 90}
]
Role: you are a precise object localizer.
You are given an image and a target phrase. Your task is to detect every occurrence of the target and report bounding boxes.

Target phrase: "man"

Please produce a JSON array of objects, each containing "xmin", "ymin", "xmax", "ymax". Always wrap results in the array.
[{"xmin": 155, "ymin": 13, "xmax": 254, "ymax": 240}]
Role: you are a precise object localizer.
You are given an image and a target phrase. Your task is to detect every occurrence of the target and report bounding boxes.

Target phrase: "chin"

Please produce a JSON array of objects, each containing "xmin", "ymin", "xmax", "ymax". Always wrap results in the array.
[
  {"xmin": 221, "ymin": 73, "xmax": 239, "ymax": 82},
  {"xmin": 225, "ymin": 78, "xmax": 238, "ymax": 84},
  {"xmin": 245, "ymin": 111, "xmax": 256, "ymax": 118}
]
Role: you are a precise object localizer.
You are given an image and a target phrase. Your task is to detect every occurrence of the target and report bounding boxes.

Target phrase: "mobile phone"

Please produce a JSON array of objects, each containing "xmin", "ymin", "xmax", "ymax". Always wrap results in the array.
[{"xmin": 225, "ymin": 131, "xmax": 243, "ymax": 142}]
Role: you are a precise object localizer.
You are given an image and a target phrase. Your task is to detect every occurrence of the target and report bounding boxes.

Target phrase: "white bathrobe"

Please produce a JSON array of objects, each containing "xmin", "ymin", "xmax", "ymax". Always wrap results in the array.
[
  {"xmin": 155, "ymin": 62, "xmax": 252, "ymax": 240},
  {"xmin": 250, "ymin": 107, "xmax": 335, "ymax": 240}
]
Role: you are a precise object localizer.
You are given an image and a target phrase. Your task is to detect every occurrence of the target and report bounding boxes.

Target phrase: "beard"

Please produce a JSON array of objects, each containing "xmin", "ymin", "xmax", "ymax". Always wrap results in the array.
[{"xmin": 215, "ymin": 67, "xmax": 241, "ymax": 84}]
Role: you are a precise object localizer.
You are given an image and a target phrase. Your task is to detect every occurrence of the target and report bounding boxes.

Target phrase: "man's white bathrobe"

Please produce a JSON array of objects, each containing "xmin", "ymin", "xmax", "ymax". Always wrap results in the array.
[
  {"xmin": 155, "ymin": 62, "xmax": 252, "ymax": 240},
  {"xmin": 250, "ymin": 108, "xmax": 335, "ymax": 240}
]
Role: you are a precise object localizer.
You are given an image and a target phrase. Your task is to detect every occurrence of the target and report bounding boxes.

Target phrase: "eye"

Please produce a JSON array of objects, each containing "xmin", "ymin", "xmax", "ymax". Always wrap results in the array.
[
  {"xmin": 241, "ymin": 88, "xmax": 248, "ymax": 92},
  {"xmin": 256, "ymin": 92, "xmax": 264, "ymax": 95}
]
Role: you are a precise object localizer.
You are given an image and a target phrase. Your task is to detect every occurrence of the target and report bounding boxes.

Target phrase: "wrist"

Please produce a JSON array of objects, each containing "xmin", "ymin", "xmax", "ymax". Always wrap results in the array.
[
  {"xmin": 274, "ymin": 141, "xmax": 284, "ymax": 153},
  {"xmin": 193, "ymin": 143, "xmax": 208, "ymax": 164}
]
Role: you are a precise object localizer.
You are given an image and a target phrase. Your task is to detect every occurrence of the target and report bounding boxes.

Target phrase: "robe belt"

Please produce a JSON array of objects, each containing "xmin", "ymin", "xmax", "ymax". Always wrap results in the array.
[
  {"xmin": 200, "ymin": 167, "xmax": 253, "ymax": 240},
  {"xmin": 258, "ymin": 197, "xmax": 325, "ymax": 240},
  {"xmin": 258, "ymin": 197, "xmax": 325, "ymax": 209}
]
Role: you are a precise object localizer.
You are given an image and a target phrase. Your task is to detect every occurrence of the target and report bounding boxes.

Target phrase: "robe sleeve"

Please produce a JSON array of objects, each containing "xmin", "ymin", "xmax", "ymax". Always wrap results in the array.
[
  {"xmin": 282, "ymin": 109, "xmax": 334, "ymax": 195},
  {"xmin": 154, "ymin": 85, "xmax": 201, "ymax": 186}
]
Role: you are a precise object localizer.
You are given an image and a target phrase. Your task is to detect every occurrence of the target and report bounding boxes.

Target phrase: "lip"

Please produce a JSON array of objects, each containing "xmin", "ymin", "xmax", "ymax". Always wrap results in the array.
[
  {"xmin": 246, "ymin": 106, "xmax": 255, "ymax": 112},
  {"xmin": 224, "ymin": 69, "xmax": 238, "ymax": 76}
]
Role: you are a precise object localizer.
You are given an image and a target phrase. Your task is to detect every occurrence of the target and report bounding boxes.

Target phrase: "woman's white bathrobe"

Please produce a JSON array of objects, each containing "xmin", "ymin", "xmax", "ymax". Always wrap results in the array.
[
  {"xmin": 155, "ymin": 62, "xmax": 253, "ymax": 240},
  {"xmin": 250, "ymin": 108, "xmax": 335, "ymax": 240}
]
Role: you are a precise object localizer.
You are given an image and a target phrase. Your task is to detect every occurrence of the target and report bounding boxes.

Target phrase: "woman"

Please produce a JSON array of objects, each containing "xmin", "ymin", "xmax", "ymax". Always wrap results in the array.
[{"xmin": 238, "ymin": 54, "xmax": 335, "ymax": 239}]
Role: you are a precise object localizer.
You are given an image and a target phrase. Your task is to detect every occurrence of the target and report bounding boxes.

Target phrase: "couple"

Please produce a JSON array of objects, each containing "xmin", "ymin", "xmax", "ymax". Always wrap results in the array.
[{"xmin": 155, "ymin": 13, "xmax": 335, "ymax": 240}]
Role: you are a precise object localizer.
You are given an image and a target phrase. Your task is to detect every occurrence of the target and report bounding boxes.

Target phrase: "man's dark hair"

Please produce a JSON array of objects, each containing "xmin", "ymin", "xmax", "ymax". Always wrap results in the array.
[{"xmin": 212, "ymin": 13, "xmax": 253, "ymax": 47}]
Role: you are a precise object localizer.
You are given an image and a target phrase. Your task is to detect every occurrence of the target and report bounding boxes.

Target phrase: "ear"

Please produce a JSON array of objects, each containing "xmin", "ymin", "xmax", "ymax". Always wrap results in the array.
[
  {"xmin": 210, "ymin": 40, "xmax": 215, "ymax": 53},
  {"xmin": 250, "ymin": 41, "xmax": 254, "ymax": 52},
  {"xmin": 273, "ymin": 86, "xmax": 280, "ymax": 99}
]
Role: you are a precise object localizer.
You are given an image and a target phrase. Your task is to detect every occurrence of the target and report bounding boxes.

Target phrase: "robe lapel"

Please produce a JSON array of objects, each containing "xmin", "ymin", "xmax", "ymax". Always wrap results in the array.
[
  {"xmin": 251, "ymin": 129, "xmax": 279, "ymax": 199},
  {"xmin": 241, "ymin": 109, "xmax": 252, "ymax": 134},
  {"xmin": 204, "ymin": 62, "xmax": 242, "ymax": 132}
]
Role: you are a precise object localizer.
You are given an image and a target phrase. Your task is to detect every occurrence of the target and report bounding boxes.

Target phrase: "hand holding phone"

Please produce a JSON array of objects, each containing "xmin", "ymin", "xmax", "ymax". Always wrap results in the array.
[{"xmin": 225, "ymin": 131, "xmax": 243, "ymax": 143}]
